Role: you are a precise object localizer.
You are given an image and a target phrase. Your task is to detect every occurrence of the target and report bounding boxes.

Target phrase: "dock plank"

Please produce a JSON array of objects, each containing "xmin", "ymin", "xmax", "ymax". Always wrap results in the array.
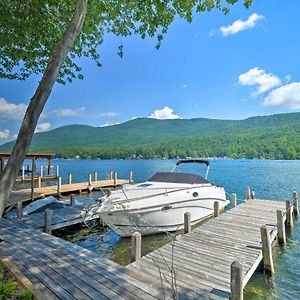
[
  {"xmin": 0, "ymin": 198, "xmax": 294, "ymax": 299},
  {"xmin": 127, "ymin": 199, "xmax": 288, "ymax": 298}
]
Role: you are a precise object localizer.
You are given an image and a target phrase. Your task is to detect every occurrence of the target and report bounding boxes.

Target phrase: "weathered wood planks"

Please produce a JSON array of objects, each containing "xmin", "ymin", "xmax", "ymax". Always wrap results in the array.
[
  {"xmin": 7, "ymin": 178, "xmax": 129, "ymax": 207},
  {"xmin": 127, "ymin": 199, "xmax": 290, "ymax": 299}
]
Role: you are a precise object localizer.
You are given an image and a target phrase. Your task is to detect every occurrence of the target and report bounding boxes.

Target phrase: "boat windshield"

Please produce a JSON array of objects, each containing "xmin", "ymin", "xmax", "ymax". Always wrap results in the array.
[{"xmin": 148, "ymin": 172, "xmax": 209, "ymax": 184}]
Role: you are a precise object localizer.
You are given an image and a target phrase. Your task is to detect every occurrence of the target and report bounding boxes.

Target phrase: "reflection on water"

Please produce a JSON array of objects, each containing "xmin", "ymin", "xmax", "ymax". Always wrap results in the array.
[{"xmin": 57, "ymin": 224, "xmax": 171, "ymax": 266}]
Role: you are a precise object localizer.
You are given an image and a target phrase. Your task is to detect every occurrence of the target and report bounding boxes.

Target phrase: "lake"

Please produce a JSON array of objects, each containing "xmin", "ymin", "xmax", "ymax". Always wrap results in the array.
[{"xmin": 34, "ymin": 159, "xmax": 300, "ymax": 299}]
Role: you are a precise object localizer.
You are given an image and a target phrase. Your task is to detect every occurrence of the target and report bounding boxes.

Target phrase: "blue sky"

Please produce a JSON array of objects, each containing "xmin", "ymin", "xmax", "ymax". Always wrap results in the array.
[{"xmin": 1, "ymin": 0, "xmax": 300, "ymax": 144}]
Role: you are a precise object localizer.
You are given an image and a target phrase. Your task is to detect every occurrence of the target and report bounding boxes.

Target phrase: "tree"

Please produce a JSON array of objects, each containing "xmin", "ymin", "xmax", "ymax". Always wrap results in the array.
[{"xmin": 0, "ymin": 0, "xmax": 252, "ymax": 215}]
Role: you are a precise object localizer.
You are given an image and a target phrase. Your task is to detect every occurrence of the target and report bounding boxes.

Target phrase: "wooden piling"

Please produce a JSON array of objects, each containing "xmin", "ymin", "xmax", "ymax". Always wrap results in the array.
[
  {"xmin": 88, "ymin": 174, "xmax": 92, "ymax": 186},
  {"xmin": 37, "ymin": 176, "xmax": 42, "ymax": 188},
  {"xmin": 0, "ymin": 158, "xmax": 4, "ymax": 172},
  {"xmin": 114, "ymin": 172, "xmax": 118, "ymax": 186},
  {"xmin": 68, "ymin": 173, "xmax": 72, "ymax": 184},
  {"xmin": 56, "ymin": 165, "xmax": 59, "ymax": 178},
  {"xmin": 47, "ymin": 158, "xmax": 51, "ymax": 175},
  {"xmin": 16, "ymin": 202, "xmax": 23, "ymax": 219},
  {"xmin": 131, "ymin": 232, "xmax": 141, "ymax": 262},
  {"xmin": 109, "ymin": 171, "xmax": 113, "ymax": 180},
  {"xmin": 251, "ymin": 191, "xmax": 255, "ymax": 200},
  {"xmin": 129, "ymin": 171, "xmax": 133, "ymax": 183},
  {"xmin": 276, "ymin": 210, "xmax": 286, "ymax": 245},
  {"xmin": 286, "ymin": 200, "xmax": 293, "ymax": 228},
  {"xmin": 260, "ymin": 226, "xmax": 274, "ymax": 275},
  {"xmin": 184, "ymin": 212, "xmax": 191, "ymax": 234},
  {"xmin": 57, "ymin": 177, "xmax": 61, "ymax": 197},
  {"xmin": 231, "ymin": 193, "xmax": 237, "ymax": 208},
  {"xmin": 70, "ymin": 194, "xmax": 75, "ymax": 207},
  {"xmin": 214, "ymin": 201, "xmax": 220, "ymax": 218},
  {"xmin": 293, "ymin": 191, "xmax": 299, "ymax": 216},
  {"xmin": 246, "ymin": 186, "xmax": 251, "ymax": 200},
  {"xmin": 31, "ymin": 158, "xmax": 36, "ymax": 201},
  {"xmin": 21, "ymin": 166, "xmax": 25, "ymax": 181},
  {"xmin": 40, "ymin": 166, "xmax": 44, "ymax": 178},
  {"xmin": 94, "ymin": 171, "xmax": 98, "ymax": 182},
  {"xmin": 44, "ymin": 209, "xmax": 52, "ymax": 234},
  {"xmin": 230, "ymin": 261, "xmax": 243, "ymax": 300}
]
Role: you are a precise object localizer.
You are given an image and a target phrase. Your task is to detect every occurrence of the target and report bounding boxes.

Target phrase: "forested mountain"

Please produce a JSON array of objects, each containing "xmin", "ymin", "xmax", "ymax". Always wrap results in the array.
[{"xmin": 1, "ymin": 112, "xmax": 300, "ymax": 159}]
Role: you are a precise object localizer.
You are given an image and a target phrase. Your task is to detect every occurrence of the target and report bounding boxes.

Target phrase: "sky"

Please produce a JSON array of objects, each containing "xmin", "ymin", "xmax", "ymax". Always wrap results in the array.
[{"xmin": 1, "ymin": 0, "xmax": 300, "ymax": 144}]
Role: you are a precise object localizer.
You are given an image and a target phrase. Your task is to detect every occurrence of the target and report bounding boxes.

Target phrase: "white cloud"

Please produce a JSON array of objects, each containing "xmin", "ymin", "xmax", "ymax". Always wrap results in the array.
[
  {"xmin": 46, "ymin": 107, "xmax": 86, "ymax": 117},
  {"xmin": 35, "ymin": 122, "xmax": 51, "ymax": 133},
  {"xmin": 263, "ymin": 82, "xmax": 300, "ymax": 109},
  {"xmin": 0, "ymin": 98, "xmax": 27, "ymax": 121},
  {"xmin": 149, "ymin": 106, "xmax": 181, "ymax": 120},
  {"xmin": 238, "ymin": 67, "xmax": 281, "ymax": 96},
  {"xmin": 44, "ymin": 107, "xmax": 118, "ymax": 119},
  {"xmin": 284, "ymin": 74, "xmax": 292, "ymax": 84},
  {"xmin": 0, "ymin": 129, "xmax": 10, "ymax": 139},
  {"xmin": 99, "ymin": 122, "xmax": 120, "ymax": 127},
  {"xmin": 94, "ymin": 112, "xmax": 119, "ymax": 118},
  {"xmin": 220, "ymin": 13, "xmax": 264, "ymax": 36},
  {"xmin": 181, "ymin": 83, "xmax": 187, "ymax": 89}
]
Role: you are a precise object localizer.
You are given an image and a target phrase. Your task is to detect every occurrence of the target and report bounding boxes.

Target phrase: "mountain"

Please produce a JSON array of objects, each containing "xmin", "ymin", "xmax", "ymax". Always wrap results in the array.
[{"xmin": 1, "ymin": 112, "xmax": 300, "ymax": 159}]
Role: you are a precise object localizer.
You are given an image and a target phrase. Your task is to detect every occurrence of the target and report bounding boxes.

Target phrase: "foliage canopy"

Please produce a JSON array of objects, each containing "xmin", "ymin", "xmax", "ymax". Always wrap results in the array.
[{"xmin": 0, "ymin": 0, "xmax": 252, "ymax": 84}]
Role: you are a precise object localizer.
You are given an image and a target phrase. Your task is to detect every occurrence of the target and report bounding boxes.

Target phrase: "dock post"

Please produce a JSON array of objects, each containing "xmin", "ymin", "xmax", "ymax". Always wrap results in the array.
[
  {"xmin": 16, "ymin": 202, "xmax": 23, "ymax": 219},
  {"xmin": 56, "ymin": 165, "xmax": 59, "ymax": 178},
  {"xmin": 129, "ymin": 171, "xmax": 133, "ymax": 183},
  {"xmin": 114, "ymin": 172, "xmax": 118, "ymax": 186},
  {"xmin": 286, "ymin": 200, "xmax": 293, "ymax": 228},
  {"xmin": 94, "ymin": 171, "xmax": 98, "ymax": 182},
  {"xmin": 231, "ymin": 193, "xmax": 237, "ymax": 208},
  {"xmin": 38, "ymin": 176, "xmax": 42, "ymax": 188},
  {"xmin": 22, "ymin": 166, "xmax": 25, "ymax": 181},
  {"xmin": 276, "ymin": 210, "xmax": 286, "ymax": 245},
  {"xmin": 230, "ymin": 261, "xmax": 243, "ymax": 300},
  {"xmin": 0, "ymin": 158, "xmax": 4, "ymax": 172},
  {"xmin": 214, "ymin": 201, "xmax": 220, "ymax": 218},
  {"xmin": 131, "ymin": 232, "xmax": 142, "ymax": 262},
  {"xmin": 88, "ymin": 174, "xmax": 92, "ymax": 186},
  {"xmin": 57, "ymin": 176, "xmax": 62, "ymax": 197},
  {"xmin": 109, "ymin": 171, "xmax": 113, "ymax": 180},
  {"xmin": 251, "ymin": 191, "xmax": 255, "ymax": 200},
  {"xmin": 68, "ymin": 173, "xmax": 72, "ymax": 184},
  {"xmin": 293, "ymin": 191, "xmax": 299, "ymax": 216},
  {"xmin": 184, "ymin": 212, "xmax": 191, "ymax": 234},
  {"xmin": 40, "ymin": 166, "xmax": 44, "ymax": 178},
  {"xmin": 31, "ymin": 157, "xmax": 36, "ymax": 201},
  {"xmin": 260, "ymin": 226, "xmax": 274, "ymax": 275},
  {"xmin": 45, "ymin": 209, "xmax": 52, "ymax": 234},
  {"xmin": 70, "ymin": 194, "xmax": 75, "ymax": 207},
  {"xmin": 246, "ymin": 186, "xmax": 251, "ymax": 200}
]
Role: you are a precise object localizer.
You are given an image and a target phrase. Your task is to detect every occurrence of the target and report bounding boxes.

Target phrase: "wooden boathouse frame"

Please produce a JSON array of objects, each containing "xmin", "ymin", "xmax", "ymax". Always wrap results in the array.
[{"xmin": 0, "ymin": 152, "xmax": 55, "ymax": 200}]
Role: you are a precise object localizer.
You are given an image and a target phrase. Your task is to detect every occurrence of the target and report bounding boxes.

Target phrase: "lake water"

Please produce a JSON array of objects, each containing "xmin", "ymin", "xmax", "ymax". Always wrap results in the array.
[{"xmin": 34, "ymin": 159, "xmax": 300, "ymax": 299}]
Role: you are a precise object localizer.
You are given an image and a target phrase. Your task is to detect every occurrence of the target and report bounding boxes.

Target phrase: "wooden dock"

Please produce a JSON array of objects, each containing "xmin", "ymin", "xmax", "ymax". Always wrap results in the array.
[
  {"xmin": 15, "ymin": 203, "xmax": 100, "ymax": 232},
  {"xmin": 7, "ymin": 178, "xmax": 129, "ymax": 207},
  {"xmin": 0, "ymin": 218, "xmax": 167, "ymax": 300},
  {"xmin": 127, "ymin": 197, "xmax": 297, "ymax": 299},
  {"xmin": 15, "ymin": 174, "xmax": 58, "ymax": 184},
  {"xmin": 0, "ymin": 192, "xmax": 298, "ymax": 299}
]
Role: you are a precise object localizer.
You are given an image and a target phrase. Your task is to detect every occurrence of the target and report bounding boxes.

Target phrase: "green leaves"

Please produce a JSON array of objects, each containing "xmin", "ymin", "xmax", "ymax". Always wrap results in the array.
[{"xmin": 0, "ymin": 0, "xmax": 253, "ymax": 83}]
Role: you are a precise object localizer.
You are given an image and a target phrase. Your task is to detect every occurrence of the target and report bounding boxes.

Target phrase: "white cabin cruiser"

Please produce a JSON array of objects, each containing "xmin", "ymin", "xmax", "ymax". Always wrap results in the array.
[{"xmin": 97, "ymin": 160, "xmax": 229, "ymax": 237}]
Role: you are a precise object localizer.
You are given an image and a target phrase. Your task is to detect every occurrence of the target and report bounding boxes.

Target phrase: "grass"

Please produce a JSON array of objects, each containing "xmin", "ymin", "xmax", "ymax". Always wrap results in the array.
[{"xmin": 0, "ymin": 263, "xmax": 33, "ymax": 300}]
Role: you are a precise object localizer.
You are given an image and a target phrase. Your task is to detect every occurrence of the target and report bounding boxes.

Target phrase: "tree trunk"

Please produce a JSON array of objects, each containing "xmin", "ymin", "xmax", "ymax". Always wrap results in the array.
[{"xmin": 0, "ymin": 0, "xmax": 88, "ymax": 216}]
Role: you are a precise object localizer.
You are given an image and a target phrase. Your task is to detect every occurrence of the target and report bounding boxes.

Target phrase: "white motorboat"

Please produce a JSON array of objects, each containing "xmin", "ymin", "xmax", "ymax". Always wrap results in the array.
[{"xmin": 97, "ymin": 159, "xmax": 229, "ymax": 237}]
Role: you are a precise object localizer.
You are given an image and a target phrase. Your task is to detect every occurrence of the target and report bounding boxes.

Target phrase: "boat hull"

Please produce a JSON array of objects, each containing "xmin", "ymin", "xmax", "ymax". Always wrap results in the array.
[{"xmin": 99, "ymin": 196, "xmax": 228, "ymax": 237}]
